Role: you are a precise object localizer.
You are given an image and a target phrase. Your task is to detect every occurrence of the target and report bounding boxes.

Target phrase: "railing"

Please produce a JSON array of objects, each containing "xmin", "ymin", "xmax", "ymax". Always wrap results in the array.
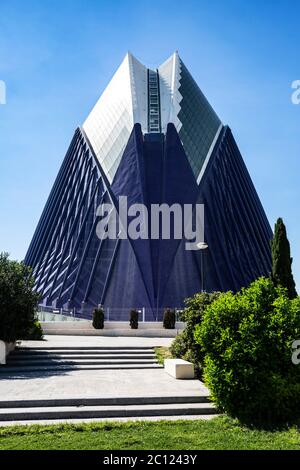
[{"xmin": 37, "ymin": 305, "xmax": 185, "ymax": 322}]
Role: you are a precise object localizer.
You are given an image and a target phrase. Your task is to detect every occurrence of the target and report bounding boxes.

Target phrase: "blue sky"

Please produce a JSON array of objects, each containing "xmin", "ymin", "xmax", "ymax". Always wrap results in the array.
[{"xmin": 0, "ymin": 0, "xmax": 299, "ymax": 288}]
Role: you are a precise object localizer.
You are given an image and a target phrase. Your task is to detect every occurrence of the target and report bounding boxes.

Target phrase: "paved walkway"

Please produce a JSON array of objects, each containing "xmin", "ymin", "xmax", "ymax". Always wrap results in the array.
[
  {"xmin": 0, "ymin": 368, "xmax": 208, "ymax": 401},
  {"xmin": 19, "ymin": 335, "xmax": 173, "ymax": 348},
  {"xmin": 0, "ymin": 336, "xmax": 209, "ymax": 402}
]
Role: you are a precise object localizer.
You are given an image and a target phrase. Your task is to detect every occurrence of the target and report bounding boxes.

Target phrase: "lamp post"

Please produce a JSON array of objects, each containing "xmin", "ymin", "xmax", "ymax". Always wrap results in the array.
[{"xmin": 197, "ymin": 242, "xmax": 208, "ymax": 293}]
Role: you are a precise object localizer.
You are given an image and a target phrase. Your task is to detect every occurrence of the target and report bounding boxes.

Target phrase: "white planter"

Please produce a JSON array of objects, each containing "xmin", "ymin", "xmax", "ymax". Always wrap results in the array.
[{"xmin": 0, "ymin": 341, "xmax": 16, "ymax": 365}]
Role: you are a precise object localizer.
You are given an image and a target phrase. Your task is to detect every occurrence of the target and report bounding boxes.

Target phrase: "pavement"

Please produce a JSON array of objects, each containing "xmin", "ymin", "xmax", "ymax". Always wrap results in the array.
[
  {"xmin": 20, "ymin": 335, "xmax": 173, "ymax": 348},
  {"xmin": 0, "ymin": 335, "xmax": 213, "ymax": 425},
  {"xmin": 0, "ymin": 367, "xmax": 209, "ymax": 401},
  {"xmin": 0, "ymin": 336, "xmax": 208, "ymax": 401}
]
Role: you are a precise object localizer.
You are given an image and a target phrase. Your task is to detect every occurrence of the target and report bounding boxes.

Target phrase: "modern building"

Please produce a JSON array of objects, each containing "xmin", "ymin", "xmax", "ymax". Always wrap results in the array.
[{"xmin": 25, "ymin": 52, "xmax": 272, "ymax": 320}]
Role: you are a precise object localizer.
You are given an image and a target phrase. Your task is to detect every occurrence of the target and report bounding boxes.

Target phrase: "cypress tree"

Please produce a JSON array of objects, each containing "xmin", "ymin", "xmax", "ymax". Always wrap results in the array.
[{"xmin": 271, "ymin": 218, "xmax": 298, "ymax": 299}]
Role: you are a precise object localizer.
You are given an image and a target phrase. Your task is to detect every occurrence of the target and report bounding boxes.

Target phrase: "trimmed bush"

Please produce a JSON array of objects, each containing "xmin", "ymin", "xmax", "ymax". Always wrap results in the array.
[
  {"xmin": 129, "ymin": 309, "xmax": 139, "ymax": 329},
  {"xmin": 23, "ymin": 320, "xmax": 44, "ymax": 340},
  {"xmin": 170, "ymin": 333, "xmax": 187, "ymax": 358},
  {"xmin": 0, "ymin": 253, "xmax": 40, "ymax": 342},
  {"xmin": 195, "ymin": 277, "xmax": 300, "ymax": 426},
  {"xmin": 92, "ymin": 308, "xmax": 105, "ymax": 330},
  {"xmin": 163, "ymin": 308, "xmax": 176, "ymax": 329},
  {"xmin": 170, "ymin": 292, "xmax": 220, "ymax": 376}
]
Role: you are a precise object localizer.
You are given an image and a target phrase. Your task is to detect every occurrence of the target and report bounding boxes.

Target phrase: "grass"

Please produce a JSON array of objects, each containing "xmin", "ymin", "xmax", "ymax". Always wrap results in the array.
[
  {"xmin": 154, "ymin": 346, "xmax": 173, "ymax": 365},
  {"xmin": 1, "ymin": 417, "xmax": 300, "ymax": 450}
]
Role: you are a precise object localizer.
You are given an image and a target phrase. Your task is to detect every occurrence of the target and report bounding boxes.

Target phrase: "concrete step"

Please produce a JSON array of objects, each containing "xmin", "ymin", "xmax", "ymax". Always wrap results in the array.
[
  {"xmin": 40, "ymin": 329, "xmax": 178, "ymax": 337},
  {"xmin": 0, "ymin": 415, "xmax": 219, "ymax": 426},
  {"xmin": 0, "ymin": 396, "xmax": 211, "ymax": 409},
  {"xmin": 6, "ymin": 359, "xmax": 158, "ymax": 366},
  {"xmin": 0, "ymin": 363, "xmax": 163, "ymax": 373},
  {"xmin": 16, "ymin": 346, "xmax": 155, "ymax": 351},
  {"xmin": 12, "ymin": 349, "xmax": 155, "ymax": 356},
  {"xmin": 39, "ymin": 322, "xmax": 184, "ymax": 338},
  {"xmin": 0, "ymin": 402, "xmax": 217, "ymax": 422},
  {"xmin": 8, "ymin": 354, "xmax": 157, "ymax": 361}
]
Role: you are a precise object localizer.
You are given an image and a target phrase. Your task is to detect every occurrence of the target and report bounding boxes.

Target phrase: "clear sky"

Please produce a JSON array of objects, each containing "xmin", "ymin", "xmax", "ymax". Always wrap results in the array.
[{"xmin": 0, "ymin": 0, "xmax": 299, "ymax": 289}]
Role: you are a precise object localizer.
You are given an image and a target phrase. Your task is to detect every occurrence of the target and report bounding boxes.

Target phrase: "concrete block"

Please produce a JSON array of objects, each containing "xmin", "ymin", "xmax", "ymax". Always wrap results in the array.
[
  {"xmin": 164, "ymin": 359, "xmax": 195, "ymax": 379},
  {"xmin": 0, "ymin": 341, "xmax": 16, "ymax": 365},
  {"xmin": 0, "ymin": 341, "xmax": 5, "ymax": 365}
]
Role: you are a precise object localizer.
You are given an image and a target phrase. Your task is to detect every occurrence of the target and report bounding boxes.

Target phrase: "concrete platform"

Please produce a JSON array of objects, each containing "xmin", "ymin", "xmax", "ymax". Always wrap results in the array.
[
  {"xmin": 0, "ymin": 367, "xmax": 208, "ymax": 400},
  {"xmin": 41, "ymin": 322, "xmax": 185, "ymax": 337},
  {"xmin": 19, "ymin": 335, "xmax": 173, "ymax": 348},
  {"xmin": 0, "ymin": 336, "xmax": 206, "ymax": 399}
]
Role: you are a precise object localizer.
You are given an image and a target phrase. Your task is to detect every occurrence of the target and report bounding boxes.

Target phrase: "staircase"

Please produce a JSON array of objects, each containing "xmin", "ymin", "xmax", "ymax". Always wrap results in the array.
[
  {"xmin": 1, "ymin": 346, "xmax": 162, "ymax": 372},
  {"xmin": 0, "ymin": 345, "xmax": 218, "ymax": 423},
  {"xmin": 0, "ymin": 396, "xmax": 217, "ymax": 423}
]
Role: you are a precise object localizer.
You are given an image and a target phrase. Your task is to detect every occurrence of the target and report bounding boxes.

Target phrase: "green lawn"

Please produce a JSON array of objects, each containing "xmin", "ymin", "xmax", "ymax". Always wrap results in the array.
[{"xmin": 1, "ymin": 417, "xmax": 300, "ymax": 450}]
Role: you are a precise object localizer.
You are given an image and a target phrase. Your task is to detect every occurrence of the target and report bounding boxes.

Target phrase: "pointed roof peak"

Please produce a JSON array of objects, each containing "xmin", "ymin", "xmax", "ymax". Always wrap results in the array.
[
  {"xmin": 158, "ymin": 51, "xmax": 181, "ymax": 70},
  {"xmin": 123, "ymin": 51, "xmax": 181, "ymax": 70},
  {"xmin": 124, "ymin": 51, "xmax": 146, "ymax": 68},
  {"xmin": 125, "ymin": 50, "xmax": 135, "ymax": 60}
]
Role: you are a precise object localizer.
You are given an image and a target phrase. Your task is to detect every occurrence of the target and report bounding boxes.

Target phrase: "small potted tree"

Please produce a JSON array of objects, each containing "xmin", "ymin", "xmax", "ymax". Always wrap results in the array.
[
  {"xmin": 92, "ymin": 306, "xmax": 105, "ymax": 330},
  {"xmin": 163, "ymin": 308, "xmax": 176, "ymax": 330},
  {"xmin": 129, "ymin": 309, "xmax": 139, "ymax": 330}
]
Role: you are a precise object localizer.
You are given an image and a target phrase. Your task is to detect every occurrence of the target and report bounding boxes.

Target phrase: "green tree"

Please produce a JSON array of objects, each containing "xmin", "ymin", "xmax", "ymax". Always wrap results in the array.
[
  {"xmin": 195, "ymin": 277, "xmax": 300, "ymax": 426},
  {"xmin": 271, "ymin": 218, "xmax": 297, "ymax": 299},
  {"xmin": 0, "ymin": 253, "xmax": 40, "ymax": 342}
]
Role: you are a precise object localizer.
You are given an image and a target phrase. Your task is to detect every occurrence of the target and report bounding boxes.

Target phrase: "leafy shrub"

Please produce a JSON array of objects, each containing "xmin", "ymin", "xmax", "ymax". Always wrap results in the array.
[
  {"xmin": 22, "ymin": 320, "xmax": 44, "ymax": 340},
  {"xmin": 163, "ymin": 308, "xmax": 176, "ymax": 329},
  {"xmin": 170, "ymin": 292, "xmax": 220, "ymax": 376},
  {"xmin": 0, "ymin": 253, "xmax": 40, "ymax": 342},
  {"xmin": 92, "ymin": 307, "xmax": 104, "ymax": 330},
  {"xmin": 129, "ymin": 309, "xmax": 139, "ymax": 329},
  {"xmin": 195, "ymin": 277, "xmax": 300, "ymax": 426},
  {"xmin": 170, "ymin": 333, "xmax": 187, "ymax": 358}
]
